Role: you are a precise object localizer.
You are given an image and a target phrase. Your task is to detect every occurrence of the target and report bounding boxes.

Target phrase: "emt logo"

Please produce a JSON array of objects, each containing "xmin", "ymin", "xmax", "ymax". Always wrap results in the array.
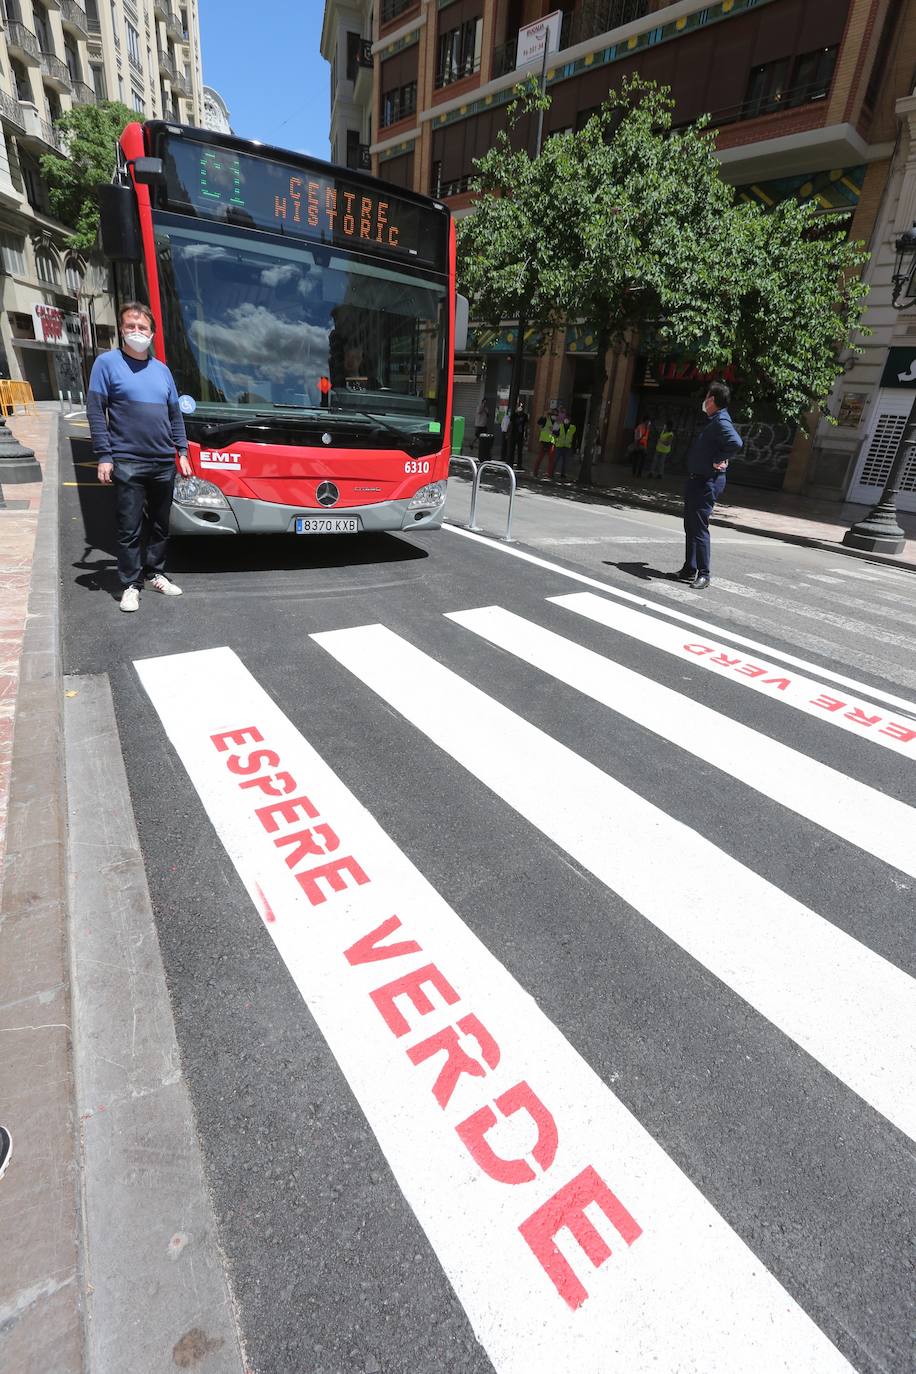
[{"xmin": 200, "ymin": 450, "xmax": 241, "ymax": 471}]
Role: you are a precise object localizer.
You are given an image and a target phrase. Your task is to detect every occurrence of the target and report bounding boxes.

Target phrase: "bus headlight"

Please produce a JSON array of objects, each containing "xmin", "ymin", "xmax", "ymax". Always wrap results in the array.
[
  {"xmin": 408, "ymin": 481, "xmax": 446, "ymax": 510},
  {"xmin": 174, "ymin": 475, "xmax": 230, "ymax": 508}
]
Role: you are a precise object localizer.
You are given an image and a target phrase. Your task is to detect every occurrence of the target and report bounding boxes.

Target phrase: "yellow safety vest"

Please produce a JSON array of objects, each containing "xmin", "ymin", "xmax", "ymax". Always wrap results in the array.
[
  {"xmin": 656, "ymin": 430, "xmax": 674, "ymax": 455},
  {"xmin": 555, "ymin": 422, "xmax": 576, "ymax": 449},
  {"xmin": 539, "ymin": 419, "xmax": 556, "ymax": 443}
]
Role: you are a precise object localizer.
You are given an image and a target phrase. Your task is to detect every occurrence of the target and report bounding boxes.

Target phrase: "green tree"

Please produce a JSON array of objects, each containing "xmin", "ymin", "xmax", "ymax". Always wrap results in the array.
[
  {"xmin": 40, "ymin": 101, "xmax": 135, "ymax": 249},
  {"xmin": 459, "ymin": 79, "xmax": 869, "ymax": 484},
  {"xmin": 457, "ymin": 78, "xmax": 566, "ymax": 422}
]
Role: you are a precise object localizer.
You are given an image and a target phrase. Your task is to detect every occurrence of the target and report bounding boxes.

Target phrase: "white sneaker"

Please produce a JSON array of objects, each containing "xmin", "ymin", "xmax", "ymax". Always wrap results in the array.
[
  {"xmin": 147, "ymin": 573, "xmax": 182, "ymax": 596},
  {"xmin": 120, "ymin": 586, "xmax": 140, "ymax": 613}
]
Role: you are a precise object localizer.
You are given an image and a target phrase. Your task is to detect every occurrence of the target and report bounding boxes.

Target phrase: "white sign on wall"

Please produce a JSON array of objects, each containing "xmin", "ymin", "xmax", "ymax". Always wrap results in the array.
[{"xmin": 516, "ymin": 9, "xmax": 563, "ymax": 69}]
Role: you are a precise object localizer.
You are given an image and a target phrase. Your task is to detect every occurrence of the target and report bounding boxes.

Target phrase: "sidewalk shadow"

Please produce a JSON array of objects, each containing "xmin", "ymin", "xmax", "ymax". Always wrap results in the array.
[{"xmin": 604, "ymin": 560, "xmax": 673, "ymax": 581}]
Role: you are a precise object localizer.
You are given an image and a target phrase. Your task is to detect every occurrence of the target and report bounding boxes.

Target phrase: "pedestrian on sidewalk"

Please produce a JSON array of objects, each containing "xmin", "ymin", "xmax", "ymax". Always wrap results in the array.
[
  {"xmin": 508, "ymin": 400, "xmax": 529, "ymax": 469},
  {"xmin": 0, "ymin": 1124, "xmax": 11, "ymax": 1181},
  {"xmin": 671, "ymin": 382, "xmax": 743, "ymax": 591},
  {"xmin": 473, "ymin": 398, "xmax": 490, "ymax": 450},
  {"xmin": 550, "ymin": 409, "xmax": 577, "ymax": 481},
  {"xmin": 88, "ymin": 302, "xmax": 192, "ymax": 613},
  {"xmin": 650, "ymin": 419, "xmax": 674, "ymax": 478},
  {"xmin": 533, "ymin": 408, "xmax": 559, "ymax": 478},
  {"xmin": 629, "ymin": 415, "xmax": 652, "ymax": 478}
]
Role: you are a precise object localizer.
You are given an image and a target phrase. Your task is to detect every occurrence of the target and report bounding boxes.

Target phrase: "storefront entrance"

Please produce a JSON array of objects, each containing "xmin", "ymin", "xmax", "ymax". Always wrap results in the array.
[{"xmin": 847, "ymin": 390, "xmax": 916, "ymax": 512}]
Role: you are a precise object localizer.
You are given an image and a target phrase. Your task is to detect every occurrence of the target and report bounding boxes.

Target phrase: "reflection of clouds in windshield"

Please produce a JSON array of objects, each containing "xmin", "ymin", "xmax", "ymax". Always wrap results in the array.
[
  {"xmin": 190, "ymin": 303, "xmax": 329, "ymax": 382},
  {"xmin": 180, "ymin": 243, "xmax": 231, "ymax": 261},
  {"xmin": 260, "ymin": 262, "xmax": 299, "ymax": 287}
]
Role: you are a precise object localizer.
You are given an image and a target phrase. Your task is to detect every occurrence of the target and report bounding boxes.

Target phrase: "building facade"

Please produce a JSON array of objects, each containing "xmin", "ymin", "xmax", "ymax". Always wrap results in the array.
[
  {"xmin": 201, "ymin": 82, "xmax": 230, "ymax": 134},
  {"xmin": 322, "ymin": 0, "xmax": 913, "ymax": 501},
  {"xmin": 0, "ymin": 0, "xmax": 204, "ymax": 400},
  {"xmin": 321, "ymin": 0, "xmax": 374, "ymax": 171}
]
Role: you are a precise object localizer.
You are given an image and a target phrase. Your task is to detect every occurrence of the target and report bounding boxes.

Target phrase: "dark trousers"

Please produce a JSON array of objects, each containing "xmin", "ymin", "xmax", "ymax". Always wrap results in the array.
[
  {"xmin": 631, "ymin": 445, "xmax": 648, "ymax": 477},
  {"xmin": 113, "ymin": 459, "xmax": 176, "ymax": 588},
  {"xmin": 509, "ymin": 432, "xmax": 526, "ymax": 468},
  {"xmin": 683, "ymin": 473, "xmax": 726, "ymax": 576}
]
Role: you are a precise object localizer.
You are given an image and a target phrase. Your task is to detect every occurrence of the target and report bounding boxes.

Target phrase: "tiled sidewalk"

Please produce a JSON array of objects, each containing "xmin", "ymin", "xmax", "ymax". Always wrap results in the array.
[{"xmin": 0, "ymin": 411, "xmax": 54, "ymax": 869}]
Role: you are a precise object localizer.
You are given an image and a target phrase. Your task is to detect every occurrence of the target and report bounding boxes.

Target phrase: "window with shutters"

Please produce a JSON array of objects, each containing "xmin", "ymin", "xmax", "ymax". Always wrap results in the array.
[{"xmin": 858, "ymin": 412, "xmax": 909, "ymax": 489}]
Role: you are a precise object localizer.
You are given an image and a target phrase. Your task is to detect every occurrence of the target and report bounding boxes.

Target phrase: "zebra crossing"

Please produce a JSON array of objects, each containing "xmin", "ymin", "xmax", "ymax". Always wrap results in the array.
[{"xmin": 134, "ymin": 558, "xmax": 915, "ymax": 1374}]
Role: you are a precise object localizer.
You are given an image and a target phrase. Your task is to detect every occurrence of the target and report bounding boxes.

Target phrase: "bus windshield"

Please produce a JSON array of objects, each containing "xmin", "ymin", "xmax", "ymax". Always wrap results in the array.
[{"xmin": 153, "ymin": 215, "xmax": 448, "ymax": 433}]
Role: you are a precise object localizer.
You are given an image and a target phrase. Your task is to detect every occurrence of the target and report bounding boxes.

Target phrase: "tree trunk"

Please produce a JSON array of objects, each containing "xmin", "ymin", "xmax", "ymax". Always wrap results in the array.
[
  {"xmin": 507, "ymin": 313, "xmax": 526, "ymax": 416},
  {"xmin": 577, "ymin": 323, "xmax": 611, "ymax": 487}
]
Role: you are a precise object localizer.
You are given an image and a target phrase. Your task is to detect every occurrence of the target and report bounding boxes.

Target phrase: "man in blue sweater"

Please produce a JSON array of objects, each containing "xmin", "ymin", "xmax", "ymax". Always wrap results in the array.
[
  {"xmin": 87, "ymin": 301, "xmax": 192, "ymax": 612},
  {"xmin": 671, "ymin": 381, "xmax": 743, "ymax": 591}
]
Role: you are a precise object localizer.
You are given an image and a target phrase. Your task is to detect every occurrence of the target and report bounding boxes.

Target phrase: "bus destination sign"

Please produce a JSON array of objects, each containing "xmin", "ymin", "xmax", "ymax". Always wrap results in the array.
[{"xmin": 158, "ymin": 136, "xmax": 446, "ymax": 270}]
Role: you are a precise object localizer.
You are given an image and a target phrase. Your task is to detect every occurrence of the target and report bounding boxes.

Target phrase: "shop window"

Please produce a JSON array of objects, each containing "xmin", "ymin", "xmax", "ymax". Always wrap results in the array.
[
  {"xmin": 380, "ymin": 80, "xmax": 416, "ymax": 129},
  {"xmin": 436, "ymin": 16, "xmax": 483, "ymax": 89}
]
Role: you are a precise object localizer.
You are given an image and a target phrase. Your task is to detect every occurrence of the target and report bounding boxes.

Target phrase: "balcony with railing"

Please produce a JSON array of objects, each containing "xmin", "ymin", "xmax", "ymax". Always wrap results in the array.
[
  {"xmin": 0, "ymin": 88, "xmax": 26, "ymax": 133},
  {"xmin": 70, "ymin": 79, "xmax": 96, "ymax": 105},
  {"xmin": 492, "ymin": 0, "xmax": 649, "ymax": 79},
  {"xmin": 158, "ymin": 48, "xmax": 176, "ymax": 80},
  {"xmin": 167, "ymin": 11, "xmax": 183, "ymax": 40},
  {"xmin": 18, "ymin": 100, "xmax": 65, "ymax": 152},
  {"xmin": 6, "ymin": 22, "xmax": 41, "ymax": 64},
  {"xmin": 60, "ymin": 0, "xmax": 89, "ymax": 38},
  {"xmin": 40, "ymin": 52, "xmax": 72, "ymax": 91},
  {"xmin": 171, "ymin": 65, "xmax": 190, "ymax": 95}
]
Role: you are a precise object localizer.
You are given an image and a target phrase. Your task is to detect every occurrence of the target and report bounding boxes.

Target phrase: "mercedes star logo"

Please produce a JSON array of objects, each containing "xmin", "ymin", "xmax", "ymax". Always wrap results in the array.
[
  {"xmin": 316, "ymin": 481, "xmax": 339, "ymax": 507},
  {"xmin": 321, "ymin": 431, "xmax": 333, "ymax": 445}
]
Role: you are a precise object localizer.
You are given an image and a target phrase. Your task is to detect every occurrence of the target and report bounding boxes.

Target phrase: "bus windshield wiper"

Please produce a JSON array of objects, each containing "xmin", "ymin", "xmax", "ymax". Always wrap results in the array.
[{"xmin": 328, "ymin": 408, "xmax": 423, "ymax": 443}]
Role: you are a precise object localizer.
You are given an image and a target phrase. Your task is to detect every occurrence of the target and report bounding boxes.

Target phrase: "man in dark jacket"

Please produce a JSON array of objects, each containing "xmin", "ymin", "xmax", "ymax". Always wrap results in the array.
[{"xmin": 671, "ymin": 382, "xmax": 743, "ymax": 590}]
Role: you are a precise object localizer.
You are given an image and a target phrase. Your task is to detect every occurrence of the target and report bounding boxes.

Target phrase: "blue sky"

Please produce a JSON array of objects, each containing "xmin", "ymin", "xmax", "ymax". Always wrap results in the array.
[{"xmin": 198, "ymin": 0, "xmax": 331, "ymax": 158}]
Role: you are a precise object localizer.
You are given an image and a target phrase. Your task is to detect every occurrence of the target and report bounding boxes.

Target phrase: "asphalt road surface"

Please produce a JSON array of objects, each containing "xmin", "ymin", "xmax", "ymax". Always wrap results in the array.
[{"xmin": 60, "ymin": 422, "xmax": 915, "ymax": 1374}]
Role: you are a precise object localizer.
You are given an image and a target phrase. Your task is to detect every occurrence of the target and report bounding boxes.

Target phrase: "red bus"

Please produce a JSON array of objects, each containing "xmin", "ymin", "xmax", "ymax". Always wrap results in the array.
[{"xmin": 100, "ymin": 122, "xmax": 458, "ymax": 536}]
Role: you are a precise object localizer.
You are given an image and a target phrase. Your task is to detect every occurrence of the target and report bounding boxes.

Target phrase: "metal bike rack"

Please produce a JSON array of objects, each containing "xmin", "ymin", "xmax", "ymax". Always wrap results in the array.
[
  {"xmin": 468, "ymin": 460, "xmax": 517, "ymax": 542},
  {"xmin": 445, "ymin": 454, "xmax": 478, "ymax": 529}
]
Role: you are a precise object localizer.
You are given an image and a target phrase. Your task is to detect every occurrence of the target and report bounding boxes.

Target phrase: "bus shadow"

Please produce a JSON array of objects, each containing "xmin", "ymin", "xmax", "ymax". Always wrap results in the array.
[{"xmin": 67, "ymin": 436, "xmax": 429, "ymax": 591}]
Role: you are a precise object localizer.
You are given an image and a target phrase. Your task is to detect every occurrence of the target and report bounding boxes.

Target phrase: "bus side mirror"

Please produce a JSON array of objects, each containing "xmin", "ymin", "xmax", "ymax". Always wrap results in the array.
[
  {"xmin": 131, "ymin": 157, "xmax": 164, "ymax": 185},
  {"xmin": 97, "ymin": 183, "xmax": 142, "ymax": 261},
  {"xmin": 455, "ymin": 293, "xmax": 469, "ymax": 353}
]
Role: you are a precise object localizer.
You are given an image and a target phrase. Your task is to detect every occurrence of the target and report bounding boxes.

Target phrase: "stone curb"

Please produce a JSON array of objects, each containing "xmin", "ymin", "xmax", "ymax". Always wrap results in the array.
[{"xmin": 0, "ymin": 414, "xmax": 83, "ymax": 1372}]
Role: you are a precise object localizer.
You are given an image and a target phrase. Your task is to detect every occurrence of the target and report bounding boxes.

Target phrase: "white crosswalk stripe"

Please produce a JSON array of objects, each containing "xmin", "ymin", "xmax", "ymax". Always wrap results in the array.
[
  {"xmin": 134, "ymin": 572, "xmax": 914, "ymax": 1374},
  {"xmin": 314, "ymin": 622, "xmax": 916, "ymax": 1144},
  {"xmin": 551, "ymin": 591, "xmax": 916, "ymax": 753}
]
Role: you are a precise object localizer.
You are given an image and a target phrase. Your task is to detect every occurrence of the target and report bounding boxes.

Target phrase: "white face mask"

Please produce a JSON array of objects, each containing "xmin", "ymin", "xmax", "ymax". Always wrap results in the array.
[
  {"xmin": 122, "ymin": 330, "xmax": 152, "ymax": 353},
  {"xmin": 701, "ymin": 399, "xmax": 712, "ymax": 416}
]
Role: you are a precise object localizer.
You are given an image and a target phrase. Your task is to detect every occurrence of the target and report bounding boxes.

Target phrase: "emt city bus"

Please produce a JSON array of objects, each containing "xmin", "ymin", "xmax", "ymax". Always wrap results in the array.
[{"xmin": 99, "ymin": 122, "xmax": 461, "ymax": 536}]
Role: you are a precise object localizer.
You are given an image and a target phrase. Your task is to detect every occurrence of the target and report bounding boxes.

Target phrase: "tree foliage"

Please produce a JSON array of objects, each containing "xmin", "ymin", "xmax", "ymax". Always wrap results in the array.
[
  {"xmin": 40, "ymin": 101, "xmax": 135, "ymax": 249},
  {"xmin": 458, "ymin": 79, "xmax": 869, "ymax": 481}
]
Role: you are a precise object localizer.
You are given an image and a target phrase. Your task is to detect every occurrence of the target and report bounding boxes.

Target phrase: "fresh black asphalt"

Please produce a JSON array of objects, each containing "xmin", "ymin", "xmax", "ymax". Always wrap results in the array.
[{"xmin": 60, "ymin": 424, "xmax": 915, "ymax": 1374}]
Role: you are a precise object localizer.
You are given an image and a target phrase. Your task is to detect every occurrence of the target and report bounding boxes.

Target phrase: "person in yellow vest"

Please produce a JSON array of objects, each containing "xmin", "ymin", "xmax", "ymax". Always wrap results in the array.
[
  {"xmin": 533, "ymin": 408, "xmax": 559, "ymax": 478},
  {"xmin": 550, "ymin": 409, "xmax": 577, "ymax": 481},
  {"xmin": 650, "ymin": 418, "xmax": 675, "ymax": 478}
]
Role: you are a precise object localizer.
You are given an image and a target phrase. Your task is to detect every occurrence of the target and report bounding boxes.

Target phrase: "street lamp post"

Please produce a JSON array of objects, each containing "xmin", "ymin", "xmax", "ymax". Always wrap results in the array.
[{"xmin": 843, "ymin": 223, "xmax": 916, "ymax": 555}]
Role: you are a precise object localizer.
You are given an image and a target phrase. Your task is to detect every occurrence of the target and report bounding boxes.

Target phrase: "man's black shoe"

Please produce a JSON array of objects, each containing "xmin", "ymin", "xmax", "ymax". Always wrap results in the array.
[{"xmin": 689, "ymin": 574, "xmax": 711, "ymax": 590}]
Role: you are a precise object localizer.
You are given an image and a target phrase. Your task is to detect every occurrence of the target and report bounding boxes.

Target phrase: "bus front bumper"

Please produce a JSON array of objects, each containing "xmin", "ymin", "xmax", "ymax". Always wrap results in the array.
[{"xmin": 170, "ymin": 492, "xmax": 446, "ymax": 536}]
